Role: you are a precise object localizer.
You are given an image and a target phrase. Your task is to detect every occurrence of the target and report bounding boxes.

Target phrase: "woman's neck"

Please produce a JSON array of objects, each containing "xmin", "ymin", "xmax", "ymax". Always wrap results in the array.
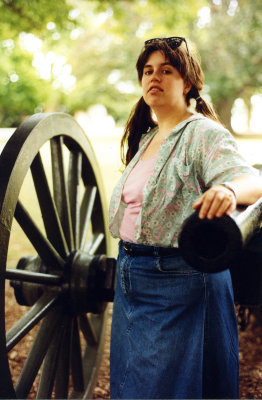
[{"xmin": 155, "ymin": 108, "xmax": 193, "ymax": 138}]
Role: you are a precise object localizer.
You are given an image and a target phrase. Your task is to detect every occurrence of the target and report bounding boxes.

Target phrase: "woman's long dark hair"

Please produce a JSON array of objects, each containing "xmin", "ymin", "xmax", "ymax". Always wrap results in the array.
[{"xmin": 121, "ymin": 40, "xmax": 220, "ymax": 166}]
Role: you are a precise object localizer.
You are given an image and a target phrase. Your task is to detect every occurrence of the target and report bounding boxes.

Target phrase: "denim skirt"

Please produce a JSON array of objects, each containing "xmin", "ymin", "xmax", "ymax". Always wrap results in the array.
[{"xmin": 110, "ymin": 241, "xmax": 239, "ymax": 399}]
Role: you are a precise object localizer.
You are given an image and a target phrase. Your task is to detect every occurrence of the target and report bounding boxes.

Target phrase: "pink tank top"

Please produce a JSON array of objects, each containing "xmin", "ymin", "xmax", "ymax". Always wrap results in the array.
[{"xmin": 119, "ymin": 152, "xmax": 158, "ymax": 243}]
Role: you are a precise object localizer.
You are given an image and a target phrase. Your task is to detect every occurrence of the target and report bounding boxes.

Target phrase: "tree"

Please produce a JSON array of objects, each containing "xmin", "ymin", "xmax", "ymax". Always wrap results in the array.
[
  {"xmin": 0, "ymin": 0, "xmax": 79, "ymax": 126},
  {"xmin": 0, "ymin": 0, "xmax": 73, "ymax": 38},
  {"xmin": 64, "ymin": 0, "xmax": 205, "ymax": 123},
  {"xmin": 195, "ymin": 0, "xmax": 262, "ymax": 131},
  {"xmin": 4, "ymin": 0, "xmax": 262, "ymax": 131},
  {"xmin": 0, "ymin": 0, "xmax": 205, "ymax": 126},
  {"xmin": 0, "ymin": 38, "xmax": 52, "ymax": 126}
]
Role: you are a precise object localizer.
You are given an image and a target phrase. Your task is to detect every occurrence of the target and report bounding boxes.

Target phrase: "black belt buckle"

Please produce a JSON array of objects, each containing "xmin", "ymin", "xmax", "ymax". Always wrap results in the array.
[{"xmin": 123, "ymin": 243, "xmax": 133, "ymax": 256}]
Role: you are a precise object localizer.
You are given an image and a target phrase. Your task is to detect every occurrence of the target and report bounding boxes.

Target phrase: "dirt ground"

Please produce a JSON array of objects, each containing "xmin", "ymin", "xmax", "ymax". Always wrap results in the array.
[
  {"xmin": 238, "ymin": 309, "xmax": 262, "ymax": 399},
  {"xmin": 5, "ymin": 284, "xmax": 262, "ymax": 399}
]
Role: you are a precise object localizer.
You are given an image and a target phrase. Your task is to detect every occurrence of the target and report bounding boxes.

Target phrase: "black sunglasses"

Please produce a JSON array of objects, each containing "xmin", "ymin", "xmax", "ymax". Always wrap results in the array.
[
  {"xmin": 144, "ymin": 36, "xmax": 197, "ymax": 78},
  {"xmin": 144, "ymin": 36, "xmax": 191, "ymax": 58}
]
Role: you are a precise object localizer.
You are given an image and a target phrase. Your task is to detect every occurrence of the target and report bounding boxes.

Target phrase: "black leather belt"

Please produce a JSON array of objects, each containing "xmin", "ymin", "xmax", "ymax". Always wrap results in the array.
[{"xmin": 122, "ymin": 241, "xmax": 180, "ymax": 257}]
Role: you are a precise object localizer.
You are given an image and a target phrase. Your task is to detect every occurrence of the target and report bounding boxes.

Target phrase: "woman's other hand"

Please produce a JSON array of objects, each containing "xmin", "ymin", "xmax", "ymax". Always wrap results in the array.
[
  {"xmin": 192, "ymin": 185, "xmax": 236, "ymax": 219},
  {"xmin": 192, "ymin": 174, "xmax": 262, "ymax": 219}
]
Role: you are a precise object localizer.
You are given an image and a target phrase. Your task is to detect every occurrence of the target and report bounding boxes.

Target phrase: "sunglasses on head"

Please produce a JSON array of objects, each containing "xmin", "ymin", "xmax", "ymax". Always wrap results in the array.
[
  {"xmin": 144, "ymin": 36, "xmax": 191, "ymax": 58},
  {"xmin": 144, "ymin": 36, "xmax": 198, "ymax": 80}
]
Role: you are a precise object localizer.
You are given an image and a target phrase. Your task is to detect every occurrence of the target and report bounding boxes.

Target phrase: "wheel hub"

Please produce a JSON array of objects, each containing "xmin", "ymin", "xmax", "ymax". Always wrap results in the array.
[
  {"xmin": 10, "ymin": 252, "xmax": 116, "ymax": 314},
  {"xmin": 68, "ymin": 251, "xmax": 116, "ymax": 314}
]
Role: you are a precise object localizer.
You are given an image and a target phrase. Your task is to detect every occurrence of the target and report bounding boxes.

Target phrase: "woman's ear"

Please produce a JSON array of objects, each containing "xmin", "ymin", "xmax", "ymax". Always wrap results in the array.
[{"xmin": 184, "ymin": 80, "xmax": 192, "ymax": 96}]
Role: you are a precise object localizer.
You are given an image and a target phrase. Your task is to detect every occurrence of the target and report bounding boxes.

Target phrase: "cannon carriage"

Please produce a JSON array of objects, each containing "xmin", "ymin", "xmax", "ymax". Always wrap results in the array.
[{"xmin": 0, "ymin": 111, "xmax": 262, "ymax": 398}]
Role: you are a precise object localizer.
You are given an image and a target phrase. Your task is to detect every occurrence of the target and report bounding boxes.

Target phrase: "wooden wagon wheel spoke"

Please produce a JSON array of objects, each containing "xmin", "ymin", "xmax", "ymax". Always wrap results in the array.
[
  {"xmin": 80, "ymin": 186, "xmax": 98, "ymax": 250},
  {"xmin": 5, "ymin": 268, "xmax": 62, "ymax": 285},
  {"xmin": 15, "ymin": 306, "xmax": 63, "ymax": 399},
  {"xmin": 50, "ymin": 137, "xmax": 74, "ymax": 251},
  {"xmin": 30, "ymin": 152, "xmax": 69, "ymax": 257},
  {"xmin": 54, "ymin": 315, "xmax": 72, "ymax": 399},
  {"xmin": 0, "ymin": 113, "xmax": 115, "ymax": 399},
  {"xmin": 68, "ymin": 151, "xmax": 82, "ymax": 250},
  {"xmin": 84, "ymin": 232, "xmax": 105, "ymax": 255},
  {"xmin": 6, "ymin": 293, "xmax": 58, "ymax": 352},
  {"xmin": 71, "ymin": 316, "xmax": 85, "ymax": 393},
  {"xmin": 36, "ymin": 315, "xmax": 65, "ymax": 399},
  {"xmin": 81, "ymin": 313, "xmax": 107, "ymax": 397},
  {"xmin": 79, "ymin": 313, "xmax": 98, "ymax": 347},
  {"xmin": 15, "ymin": 311, "xmax": 62, "ymax": 398},
  {"xmin": 15, "ymin": 200, "xmax": 65, "ymax": 270}
]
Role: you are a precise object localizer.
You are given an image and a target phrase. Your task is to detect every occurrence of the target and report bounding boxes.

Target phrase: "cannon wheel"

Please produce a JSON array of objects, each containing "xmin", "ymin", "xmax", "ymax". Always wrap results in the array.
[{"xmin": 0, "ymin": 113, "xmax": 112, "ymax": 399}]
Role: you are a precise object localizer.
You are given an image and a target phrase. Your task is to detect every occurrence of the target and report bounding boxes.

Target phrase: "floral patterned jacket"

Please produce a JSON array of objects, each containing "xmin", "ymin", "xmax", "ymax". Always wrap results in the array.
[{"xmin": 109, "ymin": 114, "xmax": 257, "ymax": 247}]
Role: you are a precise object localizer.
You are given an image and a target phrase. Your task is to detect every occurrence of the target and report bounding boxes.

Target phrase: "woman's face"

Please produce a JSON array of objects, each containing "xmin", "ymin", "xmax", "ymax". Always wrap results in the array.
[{"xmin": 141, "ymin": 50, "xmax": 190, "ymax": 112}]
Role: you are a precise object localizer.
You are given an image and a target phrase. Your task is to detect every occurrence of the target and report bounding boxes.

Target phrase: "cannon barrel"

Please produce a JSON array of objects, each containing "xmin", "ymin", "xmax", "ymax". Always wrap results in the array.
[{"xmin": 178, "ymin": 196, "xmax": 262, "ymax": 273}]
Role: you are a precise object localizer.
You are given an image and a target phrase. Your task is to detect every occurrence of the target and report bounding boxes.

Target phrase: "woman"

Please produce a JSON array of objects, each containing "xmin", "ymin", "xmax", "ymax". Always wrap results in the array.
[{"xmin": 109, "ymin": 37, "xmax": 262, "ymax": 399}]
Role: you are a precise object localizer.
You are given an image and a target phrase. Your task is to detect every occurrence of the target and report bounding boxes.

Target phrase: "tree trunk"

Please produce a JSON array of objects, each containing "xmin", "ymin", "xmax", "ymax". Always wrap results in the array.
[
  {"xmin": 246, "ymin": 97, "xmax": 252, "ymax": 133},
  {"xmin": 214, "ymin": 98, "xmax": 234, "ymax": 133}
]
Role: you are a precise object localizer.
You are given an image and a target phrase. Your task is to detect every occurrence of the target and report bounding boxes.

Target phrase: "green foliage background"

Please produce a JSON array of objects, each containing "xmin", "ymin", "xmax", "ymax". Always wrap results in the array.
[{"xmin": 0, "ymin": 0, "xmax": 261, "ymax": 131}]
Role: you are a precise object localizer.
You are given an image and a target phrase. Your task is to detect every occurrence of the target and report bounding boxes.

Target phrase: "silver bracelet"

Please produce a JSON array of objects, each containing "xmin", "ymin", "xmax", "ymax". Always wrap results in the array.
[{"xmin": 221, "ymin": 182, "xmax": 237, "ymax": 199}]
